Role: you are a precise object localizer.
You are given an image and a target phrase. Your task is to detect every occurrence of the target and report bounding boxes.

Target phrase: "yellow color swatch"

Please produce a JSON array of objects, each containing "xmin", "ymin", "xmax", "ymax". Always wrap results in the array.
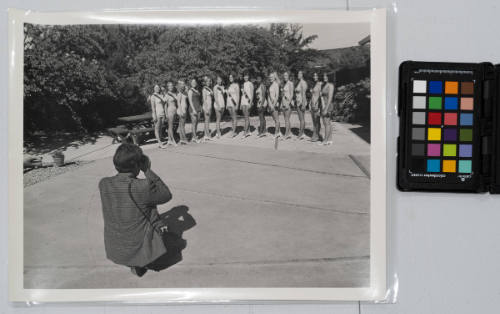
[
  {"xmin": 427, "ymin": 128, "xmax": 441, "ymax": 141},
  {"xmin": 443, "ymin": 160, "xmax": 456, "ymax": 173},
  {"xmin": 445, "ymin": 81, "xmax": 458, "ymax": 94}
]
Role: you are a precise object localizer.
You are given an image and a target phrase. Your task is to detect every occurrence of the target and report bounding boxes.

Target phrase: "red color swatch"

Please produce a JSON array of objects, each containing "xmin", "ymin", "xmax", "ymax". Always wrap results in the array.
[{"xmin": 428, "ymin": 112, "xmax": 442, "ymax": 125}]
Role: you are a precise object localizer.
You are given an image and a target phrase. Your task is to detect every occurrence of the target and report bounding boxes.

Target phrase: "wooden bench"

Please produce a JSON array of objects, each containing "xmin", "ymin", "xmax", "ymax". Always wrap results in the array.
[
  {"xmin": 107, "ymin": 125, "xmax": 130, "ymax": 144},
  {"xmin": 112, "ymin": 111, "xmax": 180, "ymax": 146},
  {"xmin": 129, "ymin": 127, "xmax": 155, "ymax": 145}
]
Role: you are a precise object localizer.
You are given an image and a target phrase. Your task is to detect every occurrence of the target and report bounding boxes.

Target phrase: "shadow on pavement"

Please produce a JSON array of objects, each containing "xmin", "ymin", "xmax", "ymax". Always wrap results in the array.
[
  {"xmin": 146, "ymin": 205, "xmax": 196, "ymax": 272},
  {"xmin": 24, "ymin": 132, "xmax": 100, "ymax": 155},
  {"xmin": 348, "ymin": 124, "xmax": 370, "ymax": 144}
]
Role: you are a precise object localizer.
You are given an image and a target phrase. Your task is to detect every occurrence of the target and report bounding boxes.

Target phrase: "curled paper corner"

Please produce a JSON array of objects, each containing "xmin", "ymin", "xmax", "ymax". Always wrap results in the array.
[
  {"xmin": 392, "ymin": 2, "xmax": 398, "ymax": 13},
  {"xmin": 375, "ymin": 273, "xmax": 399, "ymax": 304}
]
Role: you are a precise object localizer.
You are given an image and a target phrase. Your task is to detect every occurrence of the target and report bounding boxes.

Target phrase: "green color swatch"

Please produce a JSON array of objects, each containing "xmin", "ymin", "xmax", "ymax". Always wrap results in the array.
[
  {"xmin": 428, "ymin": 96, "xmax": 442, "ymax": 110},
  {"xmin": 459, "ymin": 129, "xmax": 473, "ymax": 141}
]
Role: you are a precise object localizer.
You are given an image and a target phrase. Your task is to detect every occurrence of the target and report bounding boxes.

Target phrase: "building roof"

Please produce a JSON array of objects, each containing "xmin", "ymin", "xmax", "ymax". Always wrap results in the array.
[{"xmin": 358, "ymin": 35, "xmax": 371, "ymax": 46}]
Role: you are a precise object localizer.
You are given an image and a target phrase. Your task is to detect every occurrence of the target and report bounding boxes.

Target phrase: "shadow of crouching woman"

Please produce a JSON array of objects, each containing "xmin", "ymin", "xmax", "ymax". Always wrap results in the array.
[{"xmin": 146, "ymin": 205, "xmax": 196, "ymax": 272}]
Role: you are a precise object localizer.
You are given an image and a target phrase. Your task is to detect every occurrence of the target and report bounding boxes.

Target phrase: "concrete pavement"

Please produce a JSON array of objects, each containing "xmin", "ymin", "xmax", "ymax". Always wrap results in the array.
[{"xmin": 24, "ymin": 120, "xmax": 370, "ymax": 288}]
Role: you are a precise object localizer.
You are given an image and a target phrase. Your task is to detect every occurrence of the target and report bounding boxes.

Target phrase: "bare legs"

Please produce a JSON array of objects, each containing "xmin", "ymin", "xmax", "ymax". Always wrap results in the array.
[
  {"xmin": 297, "ymin": 108, "xmax": 306, "ymax": 139},
  {"xmin": 215, "ymin": 109, "xmax": 222, "ymax": 138},
  {"xmin": 178, "ymin": 115, "xmax": 188, "ymax": 144},
  {"xmin": 190, "ymin": 112, "xmax": 199, "ymax": 142},
  {"xmin": 242, "ymin": 106, "xmax": 250, "ymax": 137},
  {"xmin": 167, "ymin": 114, "xmax": 177, "ymax": 146},
  {"xmin": 310, "ymin": 110, "xmax": 321, "ymax": 142},
  {"xmin": 271, "ymin": 109, "xmax": 280, "ymax": 137},
  {"xmin": 228, "ymin": 107, "xmax": 237, "ymax": 137},
  {"xmin": 258, "ymin": 107, "xmax": 267, "ymax": 136},
  {"xmin": 283, "ymin": 108, "xmax": 292, "ymax": 138},
  {"xmin": 203, "ymin": 109, "xmax": 211, "ymax": 140},
  {"xmin": 321, "ymin": 114, "xmax": 333, "ymax": 145},
  {"xmin": 154, "ymin": 117, "xmax": 165, "ymax": 147}
]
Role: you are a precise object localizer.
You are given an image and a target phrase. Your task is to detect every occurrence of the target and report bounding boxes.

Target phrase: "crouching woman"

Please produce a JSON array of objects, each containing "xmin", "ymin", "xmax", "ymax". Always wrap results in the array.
[{"xmin": 98, "ymin": 143, "xmax": 174, "ymax": 277}]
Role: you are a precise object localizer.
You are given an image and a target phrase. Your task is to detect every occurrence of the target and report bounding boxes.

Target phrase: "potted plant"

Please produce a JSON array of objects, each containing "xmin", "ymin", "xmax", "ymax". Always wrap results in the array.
[{"xmin": 51, "ymin": 150, "xmax": 65, "ymax": 167}]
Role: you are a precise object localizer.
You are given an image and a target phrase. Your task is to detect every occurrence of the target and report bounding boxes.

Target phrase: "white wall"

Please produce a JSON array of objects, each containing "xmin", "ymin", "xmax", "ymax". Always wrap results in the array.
[{"xmin": 2, "ymin": 0, "xmax": 499, "ymax": 313}]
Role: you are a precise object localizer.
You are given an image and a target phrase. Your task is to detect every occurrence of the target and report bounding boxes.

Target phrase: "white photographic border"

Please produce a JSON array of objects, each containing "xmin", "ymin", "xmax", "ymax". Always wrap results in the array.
[{"xmin": 8, "ymin": 8, "xmax": 387, "ymax": 302}]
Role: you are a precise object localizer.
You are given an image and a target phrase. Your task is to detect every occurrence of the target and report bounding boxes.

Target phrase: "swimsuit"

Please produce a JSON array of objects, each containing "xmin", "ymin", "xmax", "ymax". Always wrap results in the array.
[
  {"xmin": 281, "ymin": 81, "xmax": 294, "ymax": 110},
  {"xmin": 150, "ymin": 93, "xmax": 166, "ymax": 118},
  {"xmin": 294, "ymin": 80, "xmax": 307, "ymax": 110},
  {"xmin": 188, "ymin": 88, "xmax": 202, "ymax": 114},
  {"xmin": 240, "ymin": 81, "xmax": 254, "ymax": 107},
  {"xmin": 256, "ymin": 84, "xmax": 267, "ymax": 108},
  {"xmin": 202, "ymin": 87, "xmax": 214, "ymax": 113},
  {"xmin": 213, "ymin": 85, "xmax": 225, "ymax": 111},
  {"xmin": 165, "ymin": 92, "xmax": 177, "ymax": 117},
  {"xmin": 311, "ymin": 82, "xmax": 322, "ymax": 112},
  {"xmin": 226, "ymin": 83, "xmax": 240, "ymax": 109},
  {"xmin": 321, "ymin": 83, "xmax": 334, "ymax": 114},
  {"xmin": 176, "ymin": 92, "xmax": 188, "ymax": 117},
  {"xmin": 267, "ymin": 82, "xmax": 280, "ymax": 112}
]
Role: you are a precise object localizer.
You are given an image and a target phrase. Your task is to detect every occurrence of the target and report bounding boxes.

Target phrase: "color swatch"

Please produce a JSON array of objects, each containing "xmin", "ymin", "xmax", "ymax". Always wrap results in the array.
[{"xmin": 410, "ymin": 79, "xmax": 474, "ymax": 174}]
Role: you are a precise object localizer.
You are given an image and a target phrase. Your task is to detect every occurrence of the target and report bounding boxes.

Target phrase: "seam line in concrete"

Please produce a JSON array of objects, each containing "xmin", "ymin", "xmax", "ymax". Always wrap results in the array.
[
  {"xmin": 348, "ymin": 154, "xmax": 370, "ymax": 179},
  {"xmin": 168, "ymin": 150, "xmax": 368, "ymax": 179},
  {"xmin": 171, "ymin": 186, "xmax": 369, "ymax": 216},
  {"xmin": 25, "ymin": 255, "xmax": 370, "ymax": 269}
]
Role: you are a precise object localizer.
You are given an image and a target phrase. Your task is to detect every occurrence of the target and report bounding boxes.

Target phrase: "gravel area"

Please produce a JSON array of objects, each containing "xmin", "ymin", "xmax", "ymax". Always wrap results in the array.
[{"xmin": 24, "ymin": 161, "xmax": 92, "ymax": 187}]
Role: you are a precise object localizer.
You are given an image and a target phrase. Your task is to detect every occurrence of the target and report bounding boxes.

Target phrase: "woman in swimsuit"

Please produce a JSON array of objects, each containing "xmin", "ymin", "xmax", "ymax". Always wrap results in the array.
[
  {"xmin": 267, "ymin": 72, "xmax": 281, "ymax": 138},
  {"xmin": 188, "ymin": 78, "xmax": 202, "ymax": 143},
  {"xmin": 176, "ymin": 80, "xmax": 189, "ymax": 145},
  {"xmin": 240, "ymin": 73, "xmax": 254, "ymax": 138},
  {"xmin": 281, "ymin": 71, "xmax": 294, "ymax": 139},
  {"xmin": 213, "ymin": 75, "xmax": 226, "ymax": 138},
  {"xmin": 226, "ymin": 74, "xmax": 240, "ymax": 137},
  {"xmin": 255, "ymin": 75, "xmax": 268, "ymax": 137},
  {"xmin": 202, "ymin": 76, "xmax": 214, "ymax": 141},
  {"xmin": 164, "ymin": 81, "xmax": 178, "ymax": 146},
  {"xmin": 295, "ymin": 70, "xmax": 308, "ymax": 140},
  {"xmin": 150, "ymin": 84, "xmax": 166, "ymax": 148},
  {"xmin": 310, "ymin": 73, "xmax": 322, "ymax": 142},
  {"xmin": 320, "ymin": 73, "xmax": 335, "ymax": 145}
]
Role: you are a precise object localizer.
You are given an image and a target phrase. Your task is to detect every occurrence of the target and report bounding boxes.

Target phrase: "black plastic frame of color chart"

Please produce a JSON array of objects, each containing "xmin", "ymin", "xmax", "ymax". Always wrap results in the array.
[{"xmin": 397, "ymin": 61, "xmax": 493, "ymax": 192}]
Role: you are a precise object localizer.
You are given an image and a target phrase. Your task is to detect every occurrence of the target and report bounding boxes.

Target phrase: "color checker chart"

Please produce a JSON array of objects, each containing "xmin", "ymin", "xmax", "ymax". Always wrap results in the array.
[
  {"xmin": 410, "ymin": 79, "xmax": 474, "ymax": 175},
  {"xmin": 398, "ymin": 61, "xmax": 500, "ymax": 193}
]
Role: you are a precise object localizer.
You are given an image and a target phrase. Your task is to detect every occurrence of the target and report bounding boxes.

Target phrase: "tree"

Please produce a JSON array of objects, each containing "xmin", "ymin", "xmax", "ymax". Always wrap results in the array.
[
  {"xmin": 24, "ymin": 24, "xmax": 113, "ymax": 133},
  {"xmin": 269, "ymin": 23, "xmax": 323, "ymax": 73},
  {"xmin": 24, "ymin": 23, "xmax": 321, "ymax": 134}
]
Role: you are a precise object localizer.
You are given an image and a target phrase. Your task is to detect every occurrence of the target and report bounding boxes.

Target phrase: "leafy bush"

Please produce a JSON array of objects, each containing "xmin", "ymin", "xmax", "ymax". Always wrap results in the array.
[
  {"xmin": 24, "ymin": 23, "xmax": 319, "ymax": 134},
  {"xmin": 332, "ymin": 78, "xmax": 370, "ymax": 124}
]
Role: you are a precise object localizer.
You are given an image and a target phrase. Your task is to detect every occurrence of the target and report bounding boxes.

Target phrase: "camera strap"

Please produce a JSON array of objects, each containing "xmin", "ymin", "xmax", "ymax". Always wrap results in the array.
[{"xmin": 127, "ymin": 181, "xmax": 163, "ymax": 235}]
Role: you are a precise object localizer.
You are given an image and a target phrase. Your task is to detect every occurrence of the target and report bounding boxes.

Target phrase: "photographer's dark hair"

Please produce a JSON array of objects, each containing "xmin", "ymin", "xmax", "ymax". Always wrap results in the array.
[{"xmin": 113, "ymin": 143, "xmax": 143, "ymax": 173}]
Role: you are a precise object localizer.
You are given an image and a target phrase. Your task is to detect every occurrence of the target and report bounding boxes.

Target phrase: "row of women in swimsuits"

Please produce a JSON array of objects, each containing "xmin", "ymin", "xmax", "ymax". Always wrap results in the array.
[{"xmin": 149, "ymin": 70, "xmax": 335, "ymax": 147}]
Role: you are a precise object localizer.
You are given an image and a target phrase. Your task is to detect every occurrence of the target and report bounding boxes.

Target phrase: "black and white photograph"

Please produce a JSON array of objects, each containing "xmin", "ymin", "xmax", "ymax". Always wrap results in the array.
[{"xmin": 10, "ymin": 9, "xmax": 386, "ymax": 301}]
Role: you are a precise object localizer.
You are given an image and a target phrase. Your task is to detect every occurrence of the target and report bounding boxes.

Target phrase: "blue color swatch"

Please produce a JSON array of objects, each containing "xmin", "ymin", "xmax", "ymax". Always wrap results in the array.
[
  {"xmin": 427, "ymin": 159, "xmax": 441, "ymax": 172},
  {"xmin": 444, "ymin": 97, "xmax": 458, "ymax": 110},
  {"xmin": 429, "ymin": 81, "xmax": 443, "ymax": 94},
  {"xmin": 460, "ymin": 113, "xmax": 473, "ymax": 126}
]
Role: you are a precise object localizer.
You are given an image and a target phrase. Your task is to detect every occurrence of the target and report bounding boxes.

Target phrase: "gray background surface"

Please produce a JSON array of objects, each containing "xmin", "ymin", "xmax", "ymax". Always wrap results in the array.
[{"xmin": 2, "ymin": 0, "xmax": 500, "ymax": 313}]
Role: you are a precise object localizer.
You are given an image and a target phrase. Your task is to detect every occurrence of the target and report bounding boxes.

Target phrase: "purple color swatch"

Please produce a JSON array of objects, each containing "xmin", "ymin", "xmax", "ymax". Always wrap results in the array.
[
  {"xmin": 459, "ymin": 144, "xmax": 473, "ymax": 157},
  {"xmin": 427, "ymin": 143, "xmax": 441, "ymax": 156},
  {"xmin": 443, "ymin": 128, "xmax": 457, "ymax": 141}
]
